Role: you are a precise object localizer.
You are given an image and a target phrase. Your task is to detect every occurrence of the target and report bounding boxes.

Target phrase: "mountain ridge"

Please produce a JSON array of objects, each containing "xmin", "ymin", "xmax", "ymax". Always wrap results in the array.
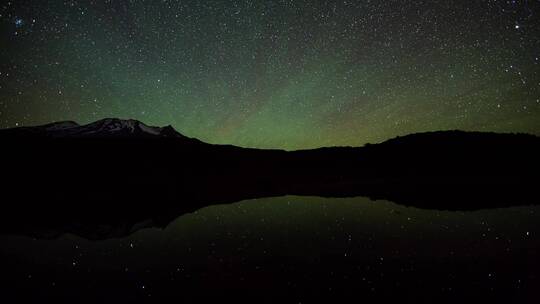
[
  {"xmin": 3, "ymin": 118, "xmax": 538, "ymax": 149},
  {"xmin": 1, "ymin": 118, "xmax": 198, "ymax": 141}
]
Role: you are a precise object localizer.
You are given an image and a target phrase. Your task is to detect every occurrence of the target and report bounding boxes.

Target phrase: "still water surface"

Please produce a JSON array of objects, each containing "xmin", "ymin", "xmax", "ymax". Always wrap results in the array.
[{"xmin": 1, "ymin": 196, "xmax": 538, "ymax": 302}]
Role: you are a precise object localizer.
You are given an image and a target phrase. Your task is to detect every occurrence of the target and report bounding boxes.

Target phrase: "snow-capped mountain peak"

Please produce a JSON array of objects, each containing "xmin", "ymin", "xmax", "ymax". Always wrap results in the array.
[
  {"xmin": 2, "ymin": 118, "xmax": 191, "ymax": 139},
  {"xmin": 66, "ymin": 118, "xmax": 184, "ymax": 138}
]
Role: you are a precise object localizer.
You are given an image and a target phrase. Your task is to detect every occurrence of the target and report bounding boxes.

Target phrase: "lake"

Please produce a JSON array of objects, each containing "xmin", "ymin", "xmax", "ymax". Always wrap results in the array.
[{"xmin": 1, "ymin": 196, "xmax": 538, "ymax": 302}]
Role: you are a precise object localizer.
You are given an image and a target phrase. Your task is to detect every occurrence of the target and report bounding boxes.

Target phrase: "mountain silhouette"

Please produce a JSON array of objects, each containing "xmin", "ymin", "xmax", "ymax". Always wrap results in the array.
[
  {"xmin": 2, "ymin": 118, "xmax": 196, "ymax": 140},
  {"xmin": 0, "ymin": 118, "xmax": 539, "ymax": 239}
]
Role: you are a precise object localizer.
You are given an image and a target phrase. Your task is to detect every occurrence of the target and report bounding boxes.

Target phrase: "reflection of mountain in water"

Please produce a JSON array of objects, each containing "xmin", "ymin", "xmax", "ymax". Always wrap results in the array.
[{"xmin": 1, "ymin": 118, "xmax": 539, "ymax": 239}]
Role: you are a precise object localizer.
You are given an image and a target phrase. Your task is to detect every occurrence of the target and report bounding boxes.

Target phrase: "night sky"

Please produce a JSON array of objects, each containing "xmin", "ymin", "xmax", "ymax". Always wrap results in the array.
[{"xmin": 1, "ymin": 1, "xmax": 539, "ymax": 149}]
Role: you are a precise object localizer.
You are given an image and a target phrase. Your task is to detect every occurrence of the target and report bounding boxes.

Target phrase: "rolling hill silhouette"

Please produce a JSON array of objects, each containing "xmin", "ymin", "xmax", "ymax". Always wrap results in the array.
[{"xmin": 0, "ymin": 118, "xmax": 538, "ymax": 239}]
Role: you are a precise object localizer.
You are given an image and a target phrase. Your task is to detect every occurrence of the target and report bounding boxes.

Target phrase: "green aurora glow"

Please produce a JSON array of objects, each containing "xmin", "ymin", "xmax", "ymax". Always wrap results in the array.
[{"xmin": 1, "ymin": 0, "xmax": 539, "ymax": 149}]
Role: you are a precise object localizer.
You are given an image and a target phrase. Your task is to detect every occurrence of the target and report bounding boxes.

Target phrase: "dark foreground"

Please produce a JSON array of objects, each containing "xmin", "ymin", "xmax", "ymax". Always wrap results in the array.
[
  {"xmin": 0, "ymin": 119, "xmax": 539, "ymax": 302},
  {"xmin": 0, "ymin": 119, "xmax": 538, "ymax": 238}
]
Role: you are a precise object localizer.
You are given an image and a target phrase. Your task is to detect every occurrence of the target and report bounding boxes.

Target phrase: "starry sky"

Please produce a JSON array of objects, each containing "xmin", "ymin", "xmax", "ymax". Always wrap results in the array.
[{"xmin": 0, "ymin": 0, "xmax": 539, "ymax": 149}]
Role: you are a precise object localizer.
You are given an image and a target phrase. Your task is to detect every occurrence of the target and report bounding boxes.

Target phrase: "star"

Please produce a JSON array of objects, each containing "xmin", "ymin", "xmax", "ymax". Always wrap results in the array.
[{"xmin": 14, "ymin": 18, "xmax": 24, "ymax": 28}]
